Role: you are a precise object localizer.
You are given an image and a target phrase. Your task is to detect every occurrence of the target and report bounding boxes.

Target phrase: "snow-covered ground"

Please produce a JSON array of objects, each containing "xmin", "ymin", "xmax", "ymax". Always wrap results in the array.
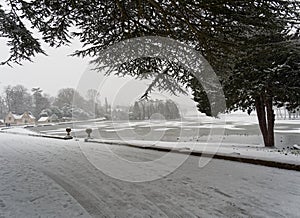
[
  {"xmin": 0, "ymin": 133, "xmax": 300, "ymax": 217},
  {"xmin": 0, "ymin": 127, "xmax": 40, "ymax": 135},
  {"xmin": 1, "ymin": 113, "xmax": 299, "ymax": 216},
  {"xmin": 2, "ymin": 113, "xmax": 300, "ymax": 168},
  {"xmin": 2, "ymin": 126, "xmax": 300, "ymax": 165}
]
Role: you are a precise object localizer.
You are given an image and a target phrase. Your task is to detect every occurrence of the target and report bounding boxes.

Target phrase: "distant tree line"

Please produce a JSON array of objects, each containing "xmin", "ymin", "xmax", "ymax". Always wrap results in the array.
[
  {"xmin": 275, "ymin": 106, "xmax": 300, "ymax": 120},
  {"xmin": 129, "ymin": 100, "xmax": 180, "ymax": 120},
  {"xmin": 0, "ymin": 84, "xmax": 110, "ymax": 121}
]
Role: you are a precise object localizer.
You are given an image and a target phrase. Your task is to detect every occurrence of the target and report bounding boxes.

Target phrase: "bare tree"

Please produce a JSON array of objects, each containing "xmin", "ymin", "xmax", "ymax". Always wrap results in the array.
[{"xmin": 4, "ymin": 85, "xmax": 32, "ymax": 114}]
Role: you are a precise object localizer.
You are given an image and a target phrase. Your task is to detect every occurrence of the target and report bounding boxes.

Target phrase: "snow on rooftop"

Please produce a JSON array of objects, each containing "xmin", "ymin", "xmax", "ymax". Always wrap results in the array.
[
  {"xmin": 29, "ymin": 114, "xmax": 35, "ymax": 119},
  {"xmin": 38, "ymin": 117, "xmax": 49, "ymax": 122},
  {"xmin": 12, "ymin": 113, "xmax": 23, "ymax": 119}
]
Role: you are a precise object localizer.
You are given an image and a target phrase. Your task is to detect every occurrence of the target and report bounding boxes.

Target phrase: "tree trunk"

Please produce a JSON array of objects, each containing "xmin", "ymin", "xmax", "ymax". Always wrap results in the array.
[
  {"xmin": 265, "ymin": 96, "xmax": 275, "ymax": 147},
  {"xmin": 255, "ymin": 96, "xmax": 269, "ymax": 146},
  {"xmin": 255, "ymin": 95, "xmax": 275, "ymax": 147}
]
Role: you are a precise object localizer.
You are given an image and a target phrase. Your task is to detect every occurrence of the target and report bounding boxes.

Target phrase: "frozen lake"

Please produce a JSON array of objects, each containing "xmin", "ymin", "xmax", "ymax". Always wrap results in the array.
[{"xmin": 30, "ymin": 114, "xmax": 300, "ymax": 148}]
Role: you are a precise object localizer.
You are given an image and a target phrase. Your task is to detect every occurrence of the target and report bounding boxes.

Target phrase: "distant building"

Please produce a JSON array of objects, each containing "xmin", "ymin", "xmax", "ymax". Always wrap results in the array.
[
  {"xmin": 38, "ymin": 116, "xmax": 50, "ymax": 123},
  {"xmin": 4, "ymin": 111, "xmax": 36, "ymax": 125},
  {"xmin": 60, "ymin": 117, "xmax": 73, "ymax": 122},
  {"xmin": 38, "ymin": 114, "xmax": 59, "ymax": 123}
]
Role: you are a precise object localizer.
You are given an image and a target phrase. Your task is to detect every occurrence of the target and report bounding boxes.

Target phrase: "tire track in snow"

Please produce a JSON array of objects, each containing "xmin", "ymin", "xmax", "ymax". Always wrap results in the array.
[
  {"xmin": 43, "ymin": 171, "xmax": 113, "ymax": 217},
  {"xmin": 0, "ymin": 136, "xmax": 91, "ymax": 217},
  {"xmin": 2, "ymin": 134, "xmax": 300, "ymax": 217}
]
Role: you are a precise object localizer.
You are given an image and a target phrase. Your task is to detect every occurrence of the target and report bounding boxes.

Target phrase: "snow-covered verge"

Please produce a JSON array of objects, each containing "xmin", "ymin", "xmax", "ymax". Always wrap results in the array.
[
  {"xmin": 0, "ymin": 127, "xmax": 73, "ymax": 140},
  {"xmin": 0, "ymin": 127, "xmax": 40, "ymax": 135},
  {"xmin": 0, "ymin": 117, "xmax": 106, "ymax": 129},
  {"xmin": 86, "ymin": 138, "xmax": 300, "ymax": 167},
  {"xmin": 45, "ymin": 117, "xmax": 106, "ymax": 126}
]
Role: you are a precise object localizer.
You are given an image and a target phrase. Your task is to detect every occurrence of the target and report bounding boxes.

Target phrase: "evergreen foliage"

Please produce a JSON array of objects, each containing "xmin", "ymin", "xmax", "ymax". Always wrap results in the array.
[{"xmin": 1, "ymin": 0, "xmax": 299, "ymax": 146}]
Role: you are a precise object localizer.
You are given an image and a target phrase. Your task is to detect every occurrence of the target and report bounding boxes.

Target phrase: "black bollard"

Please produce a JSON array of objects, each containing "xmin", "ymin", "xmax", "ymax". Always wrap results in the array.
[
  {"xmin": 65, "ymin": 127, "xmax": 73, "ymax": 139},
  {"xmin": 86, "ymin": 128, "xmax": 92, "ymax": 138},
  {"xmin": 84, "ymin": 128, "xmax": 92, "ymax": 142}
]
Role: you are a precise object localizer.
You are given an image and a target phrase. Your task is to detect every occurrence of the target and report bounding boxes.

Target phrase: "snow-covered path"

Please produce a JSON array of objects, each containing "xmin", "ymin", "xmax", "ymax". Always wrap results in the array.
[{"xmin": 0, "ymin": 133, "xmax": 300, "ymax": 217}]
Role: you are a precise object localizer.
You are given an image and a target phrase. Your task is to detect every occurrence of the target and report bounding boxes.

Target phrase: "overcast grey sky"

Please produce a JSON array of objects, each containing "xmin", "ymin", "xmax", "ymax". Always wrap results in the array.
[
  {"xmin": 0, "ymin": 38, "xmax": 91, "ymax": 95},
  {"xmin": 0, "ymin": 36, "xmax": 196, "ymax": 109},
  {"xmin": 0, "ymin": 0, "xmax": 196, "ymax": 109}
]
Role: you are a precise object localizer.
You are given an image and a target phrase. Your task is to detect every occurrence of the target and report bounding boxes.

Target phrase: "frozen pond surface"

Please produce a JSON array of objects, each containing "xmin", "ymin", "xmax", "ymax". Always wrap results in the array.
[{"xmin": 31, "ymin": 114, "xmax": 300, "ymax": 148}]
